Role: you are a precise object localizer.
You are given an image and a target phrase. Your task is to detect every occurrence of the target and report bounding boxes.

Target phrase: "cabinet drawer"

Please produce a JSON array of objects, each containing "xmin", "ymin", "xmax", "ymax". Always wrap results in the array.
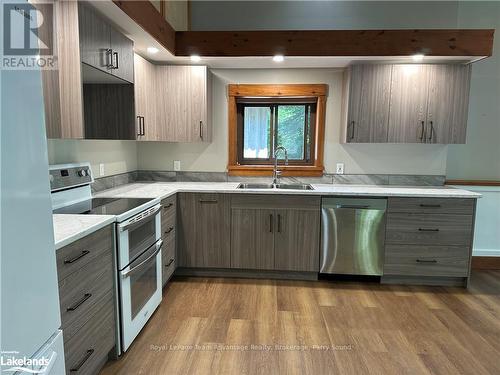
[
  {"xmin": 386, "ymin": 213, "xmax": 473, "ymax": 246},
  {"xmin": 162, "ymin": 231, "xmax": 176, "ymax": 286},
  {"xmin": 58, "ymin": 252, "xmax": 113, "ymax": 339},
  {"xmin": 64, "ymin": 303, "xmax": 115, "ymax": 375},
  {"xmin": 161, "ymin": 195, "xmax": 176, "ymax": 231},
  {"xmin": 387, "ymin": 197, "xmax": 474, "ymax": 215},
  {"xmin": 384, "ymin": 245, "xmax": 470, "ymax": 277},
  {"xmin": 56, "ymin": 225, "xmax": 113, "ymax": 282}
]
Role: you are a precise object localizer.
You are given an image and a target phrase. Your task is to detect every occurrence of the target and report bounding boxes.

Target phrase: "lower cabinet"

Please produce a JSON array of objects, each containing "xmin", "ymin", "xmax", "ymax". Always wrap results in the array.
[
  {"xmin": 56, "ymin": 225, "xmax": 115, "ymax": 375},
  {"xmin": 161, "ymin": 195, "xmax": 177, "ymax": 286},
  {"xmin": 231, "ymin": 195, "xmax": 321, "ymax": 272},
  {"xmin": 177, "ymin": 193, "xmax": 231, "ymax": 268}
]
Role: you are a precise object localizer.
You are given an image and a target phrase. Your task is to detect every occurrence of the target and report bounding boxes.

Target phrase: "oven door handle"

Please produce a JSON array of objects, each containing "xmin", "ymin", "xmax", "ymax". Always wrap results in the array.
[
  {"xmin": 121, "ymin": 239, "xmax": 163, "ymax": 278},
  {"xmin": 118, "ymin": 204, "xmax": 161, "ymax": 232}
]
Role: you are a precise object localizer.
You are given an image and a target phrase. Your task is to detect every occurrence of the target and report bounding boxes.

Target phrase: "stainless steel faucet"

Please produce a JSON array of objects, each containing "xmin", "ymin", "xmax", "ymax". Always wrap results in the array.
[{"xmin": 273, "ymin": 146, "xmax": 288, "ymax": 186}]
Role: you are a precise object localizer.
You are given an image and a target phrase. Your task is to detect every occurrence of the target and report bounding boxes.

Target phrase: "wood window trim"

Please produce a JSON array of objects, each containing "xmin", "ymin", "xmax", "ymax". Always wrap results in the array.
[{"xmin": 228, "ymin": 84, "xmax": 327, "ymax": 177}]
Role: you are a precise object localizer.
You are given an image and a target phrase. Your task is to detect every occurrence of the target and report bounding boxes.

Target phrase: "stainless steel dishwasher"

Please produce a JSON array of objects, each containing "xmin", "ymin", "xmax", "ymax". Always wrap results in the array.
[{"xmin": 320, "ymin": 197, "xmax": 387, "ymax": 276}]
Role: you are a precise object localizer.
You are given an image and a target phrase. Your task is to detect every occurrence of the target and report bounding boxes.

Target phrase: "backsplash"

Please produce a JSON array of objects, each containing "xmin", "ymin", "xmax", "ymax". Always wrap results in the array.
[{"xmin": 91, "ymin": 170, "xmax": 446, "ymax": 193}]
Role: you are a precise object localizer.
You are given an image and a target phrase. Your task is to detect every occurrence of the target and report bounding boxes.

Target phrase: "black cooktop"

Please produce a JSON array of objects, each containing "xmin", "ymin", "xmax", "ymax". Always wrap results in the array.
[{"xmin": 54, "ymin": 197, "xmax": 154, "ymax": 216}]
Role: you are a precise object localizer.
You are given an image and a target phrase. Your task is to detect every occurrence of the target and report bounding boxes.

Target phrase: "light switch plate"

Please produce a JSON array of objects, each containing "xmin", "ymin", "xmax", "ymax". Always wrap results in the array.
[
  {"xmin": 173, "ymin": 160, "xmax": 181, "ymax": 171},
  {"xmin": 336, "ymin": 163, "xmax": 344, "ymax": 174},
  {"xmin": 99, "ymin": 163, "xmax": 105, "ymax": 176}
]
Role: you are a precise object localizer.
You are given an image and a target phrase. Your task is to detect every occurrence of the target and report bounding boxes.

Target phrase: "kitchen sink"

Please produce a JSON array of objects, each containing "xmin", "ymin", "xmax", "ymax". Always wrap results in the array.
[
  {"xmin": 237, "ymin": 183, "xmax": 314, "ymax": 190},
  {"xmin": 275, "ymin": 183, "xmax": 314, "ymax": 190},
  {"xmin": 237, "ymin": 183, "xmax": 274, "ymax": 189}
]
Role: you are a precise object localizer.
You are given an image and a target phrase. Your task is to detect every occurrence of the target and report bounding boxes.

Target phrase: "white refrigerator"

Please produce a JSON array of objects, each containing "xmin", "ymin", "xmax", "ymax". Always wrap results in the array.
[{"xmin": 1, "ymin": 1, "xmax": 65, "ymax": 373}]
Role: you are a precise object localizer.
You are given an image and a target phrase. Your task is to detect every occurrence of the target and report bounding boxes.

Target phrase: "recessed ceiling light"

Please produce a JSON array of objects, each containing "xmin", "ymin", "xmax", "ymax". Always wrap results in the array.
[
  {"xmin": 190, "ymin": 55, "xmax": 201, "ymax": 62},
  {"xmin": 147, "ymin": 47, "xmax": 159, "ymax": 54},
  {"xmin": 273, "ymin": 55, "xmax": 284, "ymax": 63},
  {"xmin": 412, "ymin": 54, "xmax": 424, "ymax": 62}
]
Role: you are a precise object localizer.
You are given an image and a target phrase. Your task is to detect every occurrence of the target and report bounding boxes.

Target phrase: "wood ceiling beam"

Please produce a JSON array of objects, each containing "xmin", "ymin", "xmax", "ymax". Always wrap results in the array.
[
  {"xmin": 112, "ymin": 0, "xmax": 176, "ymax": 55},
  {"xmin": 175, "ymin": 29, "xmax": 494, "ymax": 57}
]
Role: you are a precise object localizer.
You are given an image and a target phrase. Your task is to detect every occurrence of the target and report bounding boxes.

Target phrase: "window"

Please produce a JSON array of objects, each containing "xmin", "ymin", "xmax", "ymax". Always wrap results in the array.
[
  {"xmin": 237, "ymin": 101, "xmax": 316, "ymax": 165},
  {"xmin": 228, "ymin": 84, "xmax": 327, "ymax": 176}
]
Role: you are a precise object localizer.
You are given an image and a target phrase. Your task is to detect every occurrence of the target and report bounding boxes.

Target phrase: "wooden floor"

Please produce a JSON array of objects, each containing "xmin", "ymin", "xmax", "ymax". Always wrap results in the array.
[{"xmin": 101, "ymin": 271, "xmax": 500, "ymax": 375}]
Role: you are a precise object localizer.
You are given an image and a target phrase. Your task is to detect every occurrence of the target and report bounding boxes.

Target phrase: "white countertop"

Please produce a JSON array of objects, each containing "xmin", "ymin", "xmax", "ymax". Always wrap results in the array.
[
  {"xmin": 53, "ymin": 214, "xmax": 115, "ymax": 250},
  {"xmin": 95, "ymin": 181, "xmax": 481, "ymax": 200},
  {"xmin": 54, "ymin": 181, "xmax": 480, "ymax": 248}
]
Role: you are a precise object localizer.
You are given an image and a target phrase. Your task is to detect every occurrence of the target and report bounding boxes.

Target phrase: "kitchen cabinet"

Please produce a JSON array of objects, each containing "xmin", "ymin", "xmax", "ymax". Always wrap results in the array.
[
  {"xmin": 56, "ymin": 225, "xmax": 115, "ymax": 375},
  {"xmin": 230, "ymin": 195, "xmax": 321, "ymax": 272},
  {"xmin": 346, "ymin": 65, "xmax": 392, "ymax": 143},
  {"xmin": 134, "ymin": 54, "xmax": 158, "ymax": 141},
  {"xmin": 41, "ymin": 0, "xmax": 84, "ymax": 139},
  {"xmin": 343, "ymin": 64, "xmax": 471, "ymax": 144},
  {"xmin": 177, "ymin": 193, "xmax": 230, "ymax": 268},
  {"xmin": 156, "ymin": 66, "xmax": 211, "ymax": 142},
  {"xmin": 161, "ymin": 195, "xmax": 177, "ymax": 286},
  {"xmin": 78, "ymin": 2, "xmax": 134, "ymax": 83}
]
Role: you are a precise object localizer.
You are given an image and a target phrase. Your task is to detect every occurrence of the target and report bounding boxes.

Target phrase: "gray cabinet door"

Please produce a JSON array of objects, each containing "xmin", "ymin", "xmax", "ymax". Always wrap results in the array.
[
  {"xmin": 388, "ymin": 64, "xmax": 431, "ymax": 143},
  {"xmin": 274, "ymin": 208, "xmax": 321, "ymax": 272},
  {"xmin": 231, "ymin": 208, "xmax": 275, "ymax": 270},
  {"xmin": 347, "ymin": 65, "xmax": 392, "ymax": 143},
  {"xmin": 110, "ymin": 27, "xmax": 134, "ymax": 83},
  {"xmin": 426, "ymin": 65, "xmax": 471, "ymax": 144},
  {"xmin": 177, "ymin": 193, "xmax": 231, "ymax": 268},
  {"xmin": 78, "ymin": 3, "xmax": 111, "ymax": 73}
]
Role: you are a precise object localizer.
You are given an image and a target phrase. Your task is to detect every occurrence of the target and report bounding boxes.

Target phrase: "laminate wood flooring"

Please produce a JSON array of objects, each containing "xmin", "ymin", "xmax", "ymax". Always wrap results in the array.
[{"xmin": 101, "ymin": 271, "xmax": 500, "ymax": 375}]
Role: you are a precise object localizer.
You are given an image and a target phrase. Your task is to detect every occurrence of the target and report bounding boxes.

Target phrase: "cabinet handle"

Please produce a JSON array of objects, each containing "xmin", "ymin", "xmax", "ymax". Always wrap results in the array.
[
  {"xmin": 269, "ymin": 214, "xmax": 273, "ymax": 232},
  {"xmin": 199, "ymin": 121, "xmax": 203, "ymax": 139},
  {"xmin": 106, "ymin": 49, "xmax": 113, "ymax": 68},
  {"xmin": 164, "ymin": 226, "xmax": 174, "ymax": 235},
  {"xmin": 199, "ymin": 199, "xmax": 217, "ymax": 203},
  {"xmin": 416, "ymin": 259, "xmax": 438, "ymax": 264},
  {"xmin": 419, "ymin": 121, "xmax": 425, "ymax": 141},
  {"xmin": 277, "ymin": 214, "xmax": 281, "ymax": 233},
  {"xmin": 141, "ymin": 117, "xmax": 145, "ymax": 136},
  {"xmin": 165, "ymin": 258, "xmax": 174, "ymax": 267},
  {"xmin": 428, "ymin": 121, "xmax": 434, "ymax": 141},
  {"xmin": 418, "ymin": 228, "xmax": 440, "ymax": 232},
  {"xmin": 419, "ymin": 204, "xmax": 441, "ymax": 208},
  {"xmin": 64, "ymin": 250, "xmax": 90, "ymax": 264},
  {"xmin": 70, "ymin": 349, "xmax": 94, "ymax": 372},
  {"xmin": 66, "ymin": 293, "xmax": 92, "ymax": 312},
  {"xmin": 164, "ymin": 203, "xmax": 173, "ymax": 209},
  {"xmin": 137, "ymin": 116, "xmax": 142, "ymax": 136},
  {"xmin": 113, "ymin": 51, "xmax": 119, "ymax": 69},
  {"xmin": 350, "ymin": 121, "xmax": 355, "ymax": 140}
]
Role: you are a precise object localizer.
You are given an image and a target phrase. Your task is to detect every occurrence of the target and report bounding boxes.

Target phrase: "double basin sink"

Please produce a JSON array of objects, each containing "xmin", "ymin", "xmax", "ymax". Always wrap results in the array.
[{"xmin": 237, "ymin": 183, "xmax": 314, "ymax": 190}]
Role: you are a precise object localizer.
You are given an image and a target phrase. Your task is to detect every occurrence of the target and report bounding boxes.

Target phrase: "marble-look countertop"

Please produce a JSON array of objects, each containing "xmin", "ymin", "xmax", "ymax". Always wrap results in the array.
[
  {"xmin": 53, "ymin": 214, "xmax": 115, "ymax": 250},
  {"xmin": 95, "ymin": 181, "xmax": 482, "ymax": 200}
]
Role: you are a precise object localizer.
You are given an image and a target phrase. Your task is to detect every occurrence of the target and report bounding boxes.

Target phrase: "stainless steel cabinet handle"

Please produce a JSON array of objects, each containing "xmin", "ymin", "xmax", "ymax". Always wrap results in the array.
[
  {"xmin": 419, "ymin": 121, "xmax": 425, "ymax": 141},
  {"xmin": 428, "ymin": 121, "xmax": 434, "ymax": 141},
  {"xmin": 199, "ymin": 199, "xmax": 217, "ymax": 203},
  {"xmin": 106, "ymin": 49, "xmax": 113, "ymax": 68},
  {"xmin": 141, "ymin": 117, "xmax": 145, "ymax": 136},
  {"xmin": 337, "ymin": 205, "xmax": 370, "ymax": 209},
  {"xmin": 419, "ymin": 204, "xmax": 441, "ymax": 208},
  {"xmin": 164, "ymin": 226, "xmax": 174, "ymax": 235},
  {"xmin": 269, "ymin": 214, "xmax": 273, "ymax": 233},
  {"xmin": 137, "ymin": 116, "xmax": 142, "ymax": 136},
  {"xmin": 199, "ymin": 121, "xmax": 203, "ymax": 139},
  {"xmin": 113, "ymin": 51, "xmax": 119, "ymax": 69},
  {"xmin": 67, "ymin": 293, "xmax": 92, "ymax": 312},
  {"xmin": 416, "ymin": 259, "xmax": 438, "ymax": 264},
  {"xmin": 64, "ymin": 250, "xmax": 90, "ymax": 264},
  {"xmin": 70, "ymin": 349, "xmax": 94, "ymax": 372},
  {"xmin": 350, "ymin": 121, "xmax": 355, "ymax": 140},
  {"xmin": 277, "ymin": 214, "xmax": 281, "ymax": 233},
  {"xmin": 418, "ymin": 228, "xmax": 440, "ymax": 232},
  {"xmin": 165, "ymin": 258, "xmax": 174, "ymax": 267}
]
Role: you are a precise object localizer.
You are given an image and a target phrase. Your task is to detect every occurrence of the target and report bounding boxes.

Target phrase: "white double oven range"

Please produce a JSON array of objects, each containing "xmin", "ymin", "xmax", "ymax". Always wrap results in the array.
[{"xmin": 50, "ymin": 163, "xmax": 162, "ymax": 353}]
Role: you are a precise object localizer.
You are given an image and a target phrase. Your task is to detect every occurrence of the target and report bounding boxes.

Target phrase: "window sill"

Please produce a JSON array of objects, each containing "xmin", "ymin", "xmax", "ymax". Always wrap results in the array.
[{"xmin": 227, "ymin": 165, "xmax": 324, "ymax": 177}]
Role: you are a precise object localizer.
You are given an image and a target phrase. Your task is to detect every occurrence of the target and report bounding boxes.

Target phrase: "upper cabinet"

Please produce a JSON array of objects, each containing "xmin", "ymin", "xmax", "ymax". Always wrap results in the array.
[
  {"xmin": 343, "ymin": 64, "xmax": 471, "ymax": 144},
  {"xmin": 42, "ymin": 1, "xmax": 84, "ymax": 139},
  {"xmin": 78, "ymin": 2, "xmax": 134, "ymax": 84},
  {"xmin": 135, "ymin": 58, "xmax": 212, "ymax": 142}
]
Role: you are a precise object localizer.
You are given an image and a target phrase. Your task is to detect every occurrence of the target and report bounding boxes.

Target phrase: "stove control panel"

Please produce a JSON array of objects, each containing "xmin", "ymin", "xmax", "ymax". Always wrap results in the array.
[{"xmin": 49, "ymin": 163, "xmax": 93, "ymax": 192}]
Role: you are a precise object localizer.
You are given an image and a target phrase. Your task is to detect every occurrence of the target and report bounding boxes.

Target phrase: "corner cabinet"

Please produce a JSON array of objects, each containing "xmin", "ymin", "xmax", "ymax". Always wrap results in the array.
[{"xmin": 343, "ymin": 64, "xmax": 471, "ymax": 144}]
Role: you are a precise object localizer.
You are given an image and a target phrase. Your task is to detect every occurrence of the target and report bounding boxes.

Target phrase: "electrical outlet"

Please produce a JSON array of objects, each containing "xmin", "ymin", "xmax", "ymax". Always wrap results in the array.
[
  {"xmin": 336, "ymin": 163, "xmax": 344, "ymax": 175},
  {"xmin": 173, "ymin": 160, "xmax": 181, "ymax": 171},
  {"xmin": 99, "ymin": 163, "xmax": 105, "ymax": 176}
]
